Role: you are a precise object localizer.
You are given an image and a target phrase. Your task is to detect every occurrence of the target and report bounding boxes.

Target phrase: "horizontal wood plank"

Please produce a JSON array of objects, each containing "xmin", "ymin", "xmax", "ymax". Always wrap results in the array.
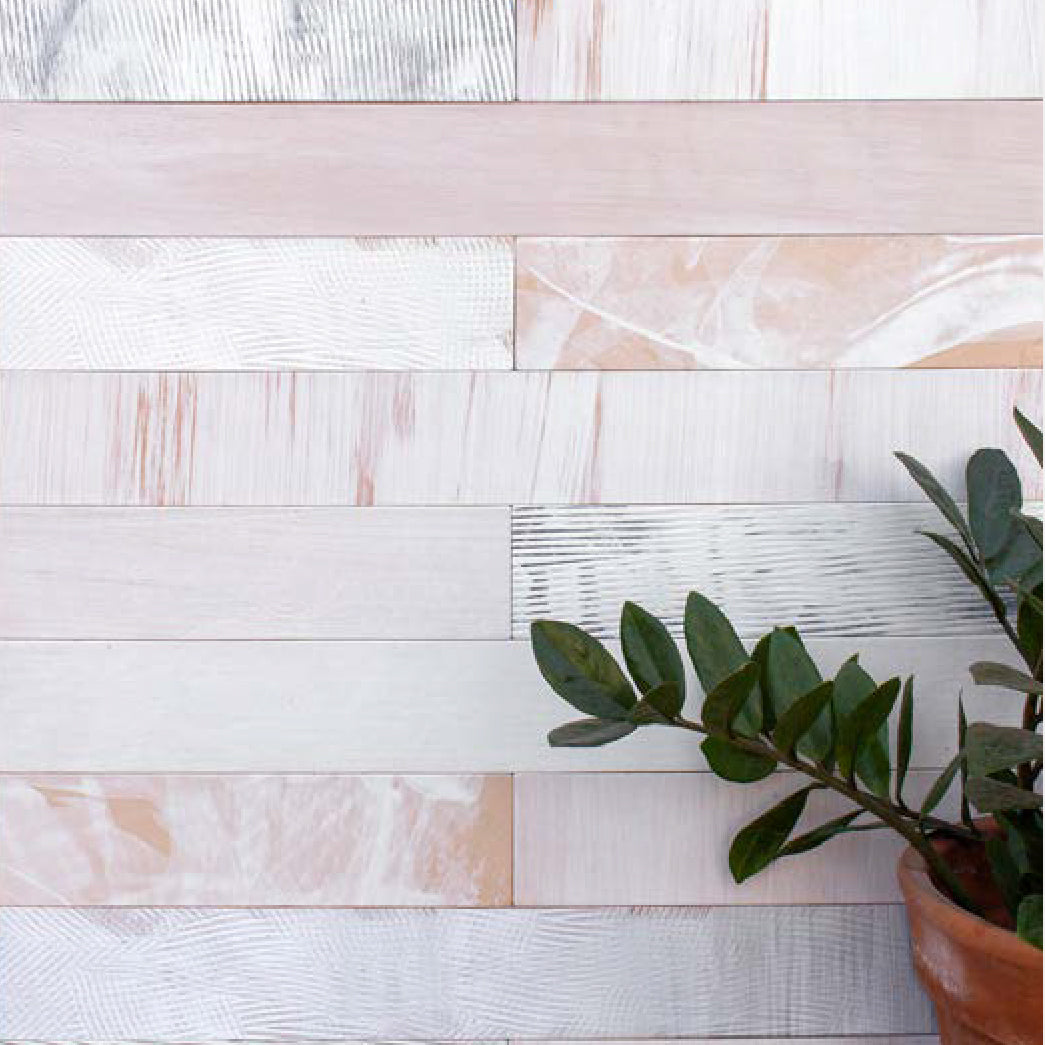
[
  {"xmin": 1, "ymin": 0, "xmax": 514, "ymax": 100},
  {"xmin": 516, "ymin": 236, "xmax": 1044, "ymax": 370},
  {"xmin": 0, "ymin": 237, "xmax": 513, "ymax": 370},
  {"xmin": 2, "ymin": 370, "xmax": 1038, "ymax": 505},
  {"xmin": 0, "ymin": 638, "xmax": 1020, "ymax": 772},
  {"xmin": 518, "ymin": 0, "xmax": 1042, "ymax": 100},
  {"xmin": 0, "ymin": 906, "xmax": 933, "ymax": 1038},
  {"xmin": 1, "ymin": 102, "xmax": 1039, "ymax": 235},
  {"xmin": 0, "ymin": 508, "xmax": 509, "ymax": 639}
]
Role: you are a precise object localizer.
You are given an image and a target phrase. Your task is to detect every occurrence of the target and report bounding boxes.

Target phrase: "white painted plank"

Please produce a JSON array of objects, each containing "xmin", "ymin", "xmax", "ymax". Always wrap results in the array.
[
  {"xmin": 518, "ymin": 1040, "xmax": 937, "ymax": 1045},
  {"xmin": 0, "ymin": 238, "xmax": 513, "ymax": 370},
  {"xmin": 518, "ymin": 0, "xmax": 1042, "ymax": 100},
  {"xmin": 0, "ymin": 906, "xmax": 933, "ymax": 1038},
  {"xmin": 0, "ymin": 638, "xmax": 1020, "ymax": 772},
  {"xmin": 512, "ymin": 503, "xmax": 1038, "ymax": 638},
  {"xmin": 2, "ymin": 370, "xmax": 1038, "ymax": 505},
  {"xmin": 0, "ymin": 508, "xmax": 509, "ymax": 639},
  {"xmin": 1, "ymin": 0, "xmax": 514, "ymax": 100}
]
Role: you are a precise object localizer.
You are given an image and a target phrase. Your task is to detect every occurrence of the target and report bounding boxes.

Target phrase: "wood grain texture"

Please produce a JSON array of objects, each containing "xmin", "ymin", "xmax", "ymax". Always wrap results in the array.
[
  {"xmin": 0, "ymin": 508, "xmax": 509, "ymax": 639},
  {"xmin": 0, "ymin": 906, "xmax": 933, "ymax": 1038},
  {"xmin": 0, "ymin": 638, "xmax": 1020, "ymax": 772},
  {"xmin": 1, "ymin": 0, "xmax": 514, "ymax": 100},
  {"xmin": 519, "ymin": 1039, "xmax": 938, "ymax": 1045},
  {"xmin": 0, "ymin": 237, "xmax": 513, "ymax": 370},
  {"xmin": 1, "ymin": 102, "xmax": 1039, "ymax": 236},
  {"xmin": 518, "ymin": 0, "xmax": 1043, "ymax": 100},
  {"xmin": 514, "ymin": 772, "xmax": 953, "ymax": 906},
  {"xmin": 3, "ymin": 370, "xmax": 1038, "ymax": 505},
  {"xmin": 516, "ymin": 236, "xmax": 1044, "ymax": 370},
  {"xmin": 512, "ymin": 503, "xmax": 1038, "ymax": 639},
  {"xmin": 0, "ymin": 774, "xmax": 511, "ymax": 906}
]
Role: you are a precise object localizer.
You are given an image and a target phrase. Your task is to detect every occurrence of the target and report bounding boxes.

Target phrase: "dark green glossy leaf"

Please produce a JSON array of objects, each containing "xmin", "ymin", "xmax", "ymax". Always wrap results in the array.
[
  {"xmin": 895, "ymin": 676, "xmax": 915, "ymax": 806},
  {"xmin": 966, "ymin": 776, "xmax": 1043, "ymax": 813},
  {"xmin": 776, "ymin": 810, "xmax": 864, "ymax": 859},
  {"xmin": 1017, "ymin": 894, "xmax": 1043, "ymax": 950},
  {"xmin": 620, "ymin": 601, "xmax": 686, "ymax": 699},
  {"xmin": 836, "ymin": 677, "xmax": 901, "ymax": 784},
  {"xmin": 896, "ymin": 451, "xmax": 975, "ymax": 554},
  {"xmin": 1014, "ymin": 406, "xmax": 1043, "ymax": 467},
  {"xmin": 749, "ymin": 631, "xmax": 774, "ymax": 732},
  {"xmin": 548, "ymin": 718, "xmax": 637, "ymax": 747},
  {"xmin": 985, "ymin": 526, "xmax": 1041, "ymax": 588},
  {"xmin": 985, "ymin": 834, "xmax": 1023, "ymax": 915},
  {"xmin": 763, "ymin": 629, "xmax": 831, "ymax": 761},
  {"xmin": 701, "ymin": 661, "xmax": 760, "ymax": 736},
  {"xmin": 834, "ymin": 655, "xmax": 891, "ymax": 796},
  {"xmin": 965, "ymin": 723, "xmax": 1043, "ymax": 777},
  {"xmin": 629, "ymin": 681, "xmax": 683, "ymax": 725},
  {"xmin": 773, "ymin": 681, "xmax": 834, "ymax": 756},
  {"xmin": 701, "ymin": 736, "xmax": 776, "ymax": 783},
  {"xmin": 920, "ymin": 530, "xmax": 998, "ymax": 606},
  {"xmin": 729, "ymin": 786, "xmax": 819, "ymax": 884},
  {"xmin": 1014, "ymin": 511, "xmax": 1043, "ymax": 549},
  {"xmin": 1017, "ymin": 586, "xmax": 1043, "ymax": 670},
  {"xmin": 969, "ymin": 661, "xmax": 1043, "ymax": 695},
  {"xmin": 967, "ymin": 448, "xmax": 1022, "ymax": 562},
  {"xmin": 920, "ymin": 754, "xmax": 960, "ymax": 816}
]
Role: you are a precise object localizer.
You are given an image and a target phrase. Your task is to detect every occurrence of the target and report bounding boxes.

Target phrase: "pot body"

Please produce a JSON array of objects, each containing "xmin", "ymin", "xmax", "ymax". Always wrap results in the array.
[{"xmin": 898, "ymin": 846, "xmax": 1042, "ymax": 1045}]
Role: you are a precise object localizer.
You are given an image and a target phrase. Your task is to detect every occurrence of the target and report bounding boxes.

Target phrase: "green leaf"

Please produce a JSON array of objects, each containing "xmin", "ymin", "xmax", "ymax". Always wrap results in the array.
[
  {"xmin": 967, "ymin": 448, "xmax": 1023, "ymax": 562},
  {"xmin": 701, "ymin": 661, "xmax": 761, "ymax": 735},
  {"xmin": 729, "ymin": 786, "xmax": 819, "ymax": 883},
  {"xmin": 531, "ymin": 621, "xmax": 636, "ymax": 720},
  {"xmin": 836, "ymin": 677, "xmax": 901, "ymax": 785},
  {"xmin": 1014, "ymin": 511, "xmax": 1043, "ymax": 549},
  {"xmin": 776, "ymin": 810, "xmax": 864, "ymax": 858},
  {"xmin": 966, "ymin": 776, "xmax": 1043, "ymax": 813},
  {"xmin": 896, "ymin": 451, "xmax": 976, "ymax": 555},
  {"xmin": 620, "ymin": 601, "xmax": 686, "ymax": 699},
  {"xmin": 701, "ymin": 736, "xmax": 776, "ymax": 783},
  {"xmin": 629, "ymin": 681, "xmax": 683, "ymax": 725},
  {"xmin": 920, "ymin": 754, "xmax": 960, "ymax": 816},
  {"xmin": 1017, "ymin": 587, "xmax": 1043, "ymax": 670},
  {"xmin": 1017, "ymin": 894, "xmax": 1043, "ymax": 950},
  {"xmin": 834, "ymin": 656, "xmax": 892, "ymax": 797},
  {"xmin": 548, "ymin": 718, "xmax": 637, "ymax": 747},
  {"xmin": 763, "ymin": 629, "xmax": 831, "ymax": 761},
  {"xmin": 1014, "ymin": 406, "xmax": 1043, "ymax": 467},
  {"xmin": 895, "ymin": 676, "xmax": 915, "ymax": 807},
  {"xmin": 773, "ymin": 681, "xmax": 834, "ymax": 756},
  {"xmin": 920, "ymin": 530, "xmax": 1000, "ymax": 607},
  {"xmin": 969, "ymin": 661, "xmax": 1043, "ymax": 695},
  {"xmin": 985, "ymin": 526, "xmax": 1041, "ymax": 588},
  {"xmin": 965, "ymin": 723, "xmax": 1043, "ymax": 777},
  {"xmin": 985, "ymin": 834, "xmax": 1023, "ymax": 915}
]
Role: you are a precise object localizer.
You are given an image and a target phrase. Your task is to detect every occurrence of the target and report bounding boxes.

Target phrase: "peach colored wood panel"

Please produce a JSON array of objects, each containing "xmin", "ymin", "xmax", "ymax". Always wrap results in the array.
[
  {"xmin": 0, "ymin": 638, "xmax": 1020, "ymax": 772},
  {"xmin": 1, "ymin": 102, "xmax": 1040, "ymax": 235},
  {"xmin": 2, "ymin": 370, "xmax": 1039, "ymax": 505},
  {"xmin": 0, "ymin": 508, "xmax": 509, "ymax": 639},
  {"xmin": 0, "ymin": 906, "xmax": 933, "ymax": 1038},
  {"xmin": 516, "ymin": 236, "xmax": 1044, "ymax": 370},
  {"xmin": 0, "ymin": 237, "xmax": 514, "ymax": 370},
  {"xmin": 518, "ymin": 0, "xmax": 1042, "ymax": 101},
  {"xmin": 0, "ymin": 774, "xmax": 511, "ymax": 906}
]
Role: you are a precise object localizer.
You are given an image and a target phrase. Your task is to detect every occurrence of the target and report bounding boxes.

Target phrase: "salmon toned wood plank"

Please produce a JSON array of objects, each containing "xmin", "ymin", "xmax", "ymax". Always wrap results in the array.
[
  {"xmin": 0, "ymin": 508, "xmax": 510, "ymax": 639},
  {"xmin": 516, "ymin": 236, "xmax": 1044, "ymax": 370},
  {"xmin": 0, "ymin": 0, "xmax": 514, "ymax": 101},
  {"xmin": 0, "ymin": 237, "xmax": 514, "ymax": 370},
  {"xmin": 0, "ymin": 102, "xmax": 1039, "ymax": 236},
  {"xmin": 518, "ymin": 0, "xmax": 1042, "ymax": 100},
  {"xmin": 0, "ymin": 906, "xmax": 933, "ymax": 1038},
  {"xmin": 0, "ymin": 774, "xmax": 511, "ymax": 907},
  {"xmin": 0, "ymin": 638, "xmax": 1021, "ymax": 772},
  {"xmin": 2, "ymin": 370, "xmax": 1039, "ymax": 505}
]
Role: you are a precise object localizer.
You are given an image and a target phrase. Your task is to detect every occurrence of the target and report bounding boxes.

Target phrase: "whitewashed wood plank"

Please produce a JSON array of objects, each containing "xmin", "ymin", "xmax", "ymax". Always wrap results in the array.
[
  {"xmin": 0, "ymin": 638, "xmax": 1021, "ymax": 772},
  {"xmin": 2, "ymin": 370, "xmax": 1038, "ymax": 505},
  {"xmin": 0, "ymin": 238, "xmax": 513, "ymax": 370},
  {"xmin": 0, "ymin": 508, "xmax": 509, "ymax": 639},
  {"xmin": 0, "ymin": 906, "xmax": 933, "ymax": 1038},
  {"xmin": 516, "ymin": 236, "xmax": 1044, "ymax": 370},
  {"xmin": 518, "ymin": 0, "xmax": 1042, "ymax": 100},
  {"xmin": 1, "ymin": 0, "xmax": 514, "ymax": 100},
  {"xmin": 2, "ymin": 102, "xmax": 1040, "ymax": 236},
  {"xmin": 512, "ymin": 503, "xmax": 1039, "ymax": 639},
  {"xmin": 518, "ymin": 1039, "xmax": 937, "ymax": 1045}
]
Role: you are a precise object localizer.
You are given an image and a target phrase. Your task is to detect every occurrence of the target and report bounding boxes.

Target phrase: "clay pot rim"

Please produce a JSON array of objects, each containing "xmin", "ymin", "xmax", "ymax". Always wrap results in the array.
[{"xmin": 898, "ymin": 844, "xmax": 1043, "ymax": 968}]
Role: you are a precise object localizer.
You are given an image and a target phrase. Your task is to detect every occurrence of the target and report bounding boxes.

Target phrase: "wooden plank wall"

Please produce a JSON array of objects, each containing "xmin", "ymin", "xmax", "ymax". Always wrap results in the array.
[{"xmin": 0, "ymin": 0, "xmax": 1041, "ymax": 1039}]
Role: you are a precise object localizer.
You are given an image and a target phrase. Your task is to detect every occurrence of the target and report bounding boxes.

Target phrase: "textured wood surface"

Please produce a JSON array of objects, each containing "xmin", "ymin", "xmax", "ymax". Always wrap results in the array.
[
  {"xmin": 0, "ymin": 774, "xmax": 511, "ymax": 906},
  {"xmin": 3, "ymin": 370, "xmax": 1038, "ymax": 505},
  {"xmin": 0, "ymin": 508, "xmax": 509, "ymax": 639},
  {"xmin": 1, "ymin": 102, "xmax": 1039, "ymax": 235},
  {"xmin": 0, "ymin": 906, "xmax": 933, "ymax": 1038},
  {"xmin": 516, "ymin": 236, "xmax": 1044, "ymax": 370},
  {"xmin": 1, "ymin": 0, "xmax": 514, "ymax": 100},
  {"xmin": 0, "ymin": 237, "xmax": 513, "ymax": 370},
  {"xmin": 518, "ymin": 0, "xmax": 1043, "ymax": 100},
  {"xmin": 0, "ymin": 637, "xmax": 1019, "ymax": 772}
]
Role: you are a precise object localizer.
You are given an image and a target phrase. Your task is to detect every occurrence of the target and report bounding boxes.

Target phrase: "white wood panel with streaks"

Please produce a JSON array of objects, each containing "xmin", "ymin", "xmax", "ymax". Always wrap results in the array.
[
  {"xmin": 0, "ymin": 638, "xmax": 1020, "ymax": 772},
  {"xmin": 0, "ymin": 906, "xmax": 933, "ymax": 1038},
  {"xmin": 2, "ymin": 370, "xmax": 1038, "ymax": 505},
  {"xmin": 0, "ymin": 238, "xmax": 513, "ymax": 370},
  {"xmin": 0, "ymin": 508, "xmax": 509, "ymax": 639}
]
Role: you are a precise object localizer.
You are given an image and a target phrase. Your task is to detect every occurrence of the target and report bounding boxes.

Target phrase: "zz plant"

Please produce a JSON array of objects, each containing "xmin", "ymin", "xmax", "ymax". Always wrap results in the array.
[{"xmin": 531, "ymin": 409, "xmax": 1043, "ymax": 948}]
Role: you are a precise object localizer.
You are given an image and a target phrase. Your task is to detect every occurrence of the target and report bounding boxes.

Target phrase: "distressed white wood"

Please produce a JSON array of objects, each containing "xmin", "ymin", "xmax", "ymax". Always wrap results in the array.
[
  {"xmin": 0, "ymin": 906, "xmax": 933, "ymax": 1038},
  {"xmin": 0, "ymin": 0, "xmax": 514, "ymax": 100},
  {"xmin": 0, "ymin": 508, "xmax": 509, "ymax": 639},
  {"xmin": 0, "ymin": 238, "xmax": 513, "ymax": 370},
  {"xmin": 518, "ymin": 0, "xmax": 1042, "ymax": 100},
  {"xmin": 512, "ymin": 503, "xmax": 1039, "ymax": 638},
  {"xmin": 2, "ymin": 370, "xmax": 1038, "ymax": 505},
  {"xmin": 0, "ymin": 637, "xmax": 1020, "ymax": 772}
]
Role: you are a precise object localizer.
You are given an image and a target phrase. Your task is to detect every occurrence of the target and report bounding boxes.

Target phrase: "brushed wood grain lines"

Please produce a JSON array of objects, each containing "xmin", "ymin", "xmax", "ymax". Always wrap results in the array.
[
  {"xmin": 3, "ymin": 370, "xmax": 1038, "ymax": 505},
  {"xmin": 0, "ymin": 508, "xmax": 510, "ymax": 639},
  {"xmin": 0, "ymin": 238, "xmax": 514, "ymax": 371},
  {"xmin": 516, "ymin": 236, "xmax": 1044, "ymax": 370},
  {"xmin": 1, "ymin": 0, "xmax": 514, "ymax": 100},
  {"xmin": 0, "ymin": 906, "xmax": 933, "ymax": 1038},
  {"xmin": 2, "ymin": 103, "xmax": 1040, "ymax": 235},
  {"xmin": 518, "ymin": 0, "xmax": 1043, "ymax": 100}
]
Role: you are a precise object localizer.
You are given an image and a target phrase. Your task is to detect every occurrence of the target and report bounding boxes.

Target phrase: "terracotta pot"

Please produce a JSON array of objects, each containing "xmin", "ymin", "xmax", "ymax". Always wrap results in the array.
[{"xmin": 898, "ymin": 845, "xmax": 1043, "ymax": 1045}]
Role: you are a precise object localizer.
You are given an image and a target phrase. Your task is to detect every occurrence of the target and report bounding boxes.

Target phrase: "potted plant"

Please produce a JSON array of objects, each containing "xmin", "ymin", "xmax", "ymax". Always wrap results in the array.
[{"xmin": 530, "ymin": 408, "xmax": 1042, "ymax": 1045}]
